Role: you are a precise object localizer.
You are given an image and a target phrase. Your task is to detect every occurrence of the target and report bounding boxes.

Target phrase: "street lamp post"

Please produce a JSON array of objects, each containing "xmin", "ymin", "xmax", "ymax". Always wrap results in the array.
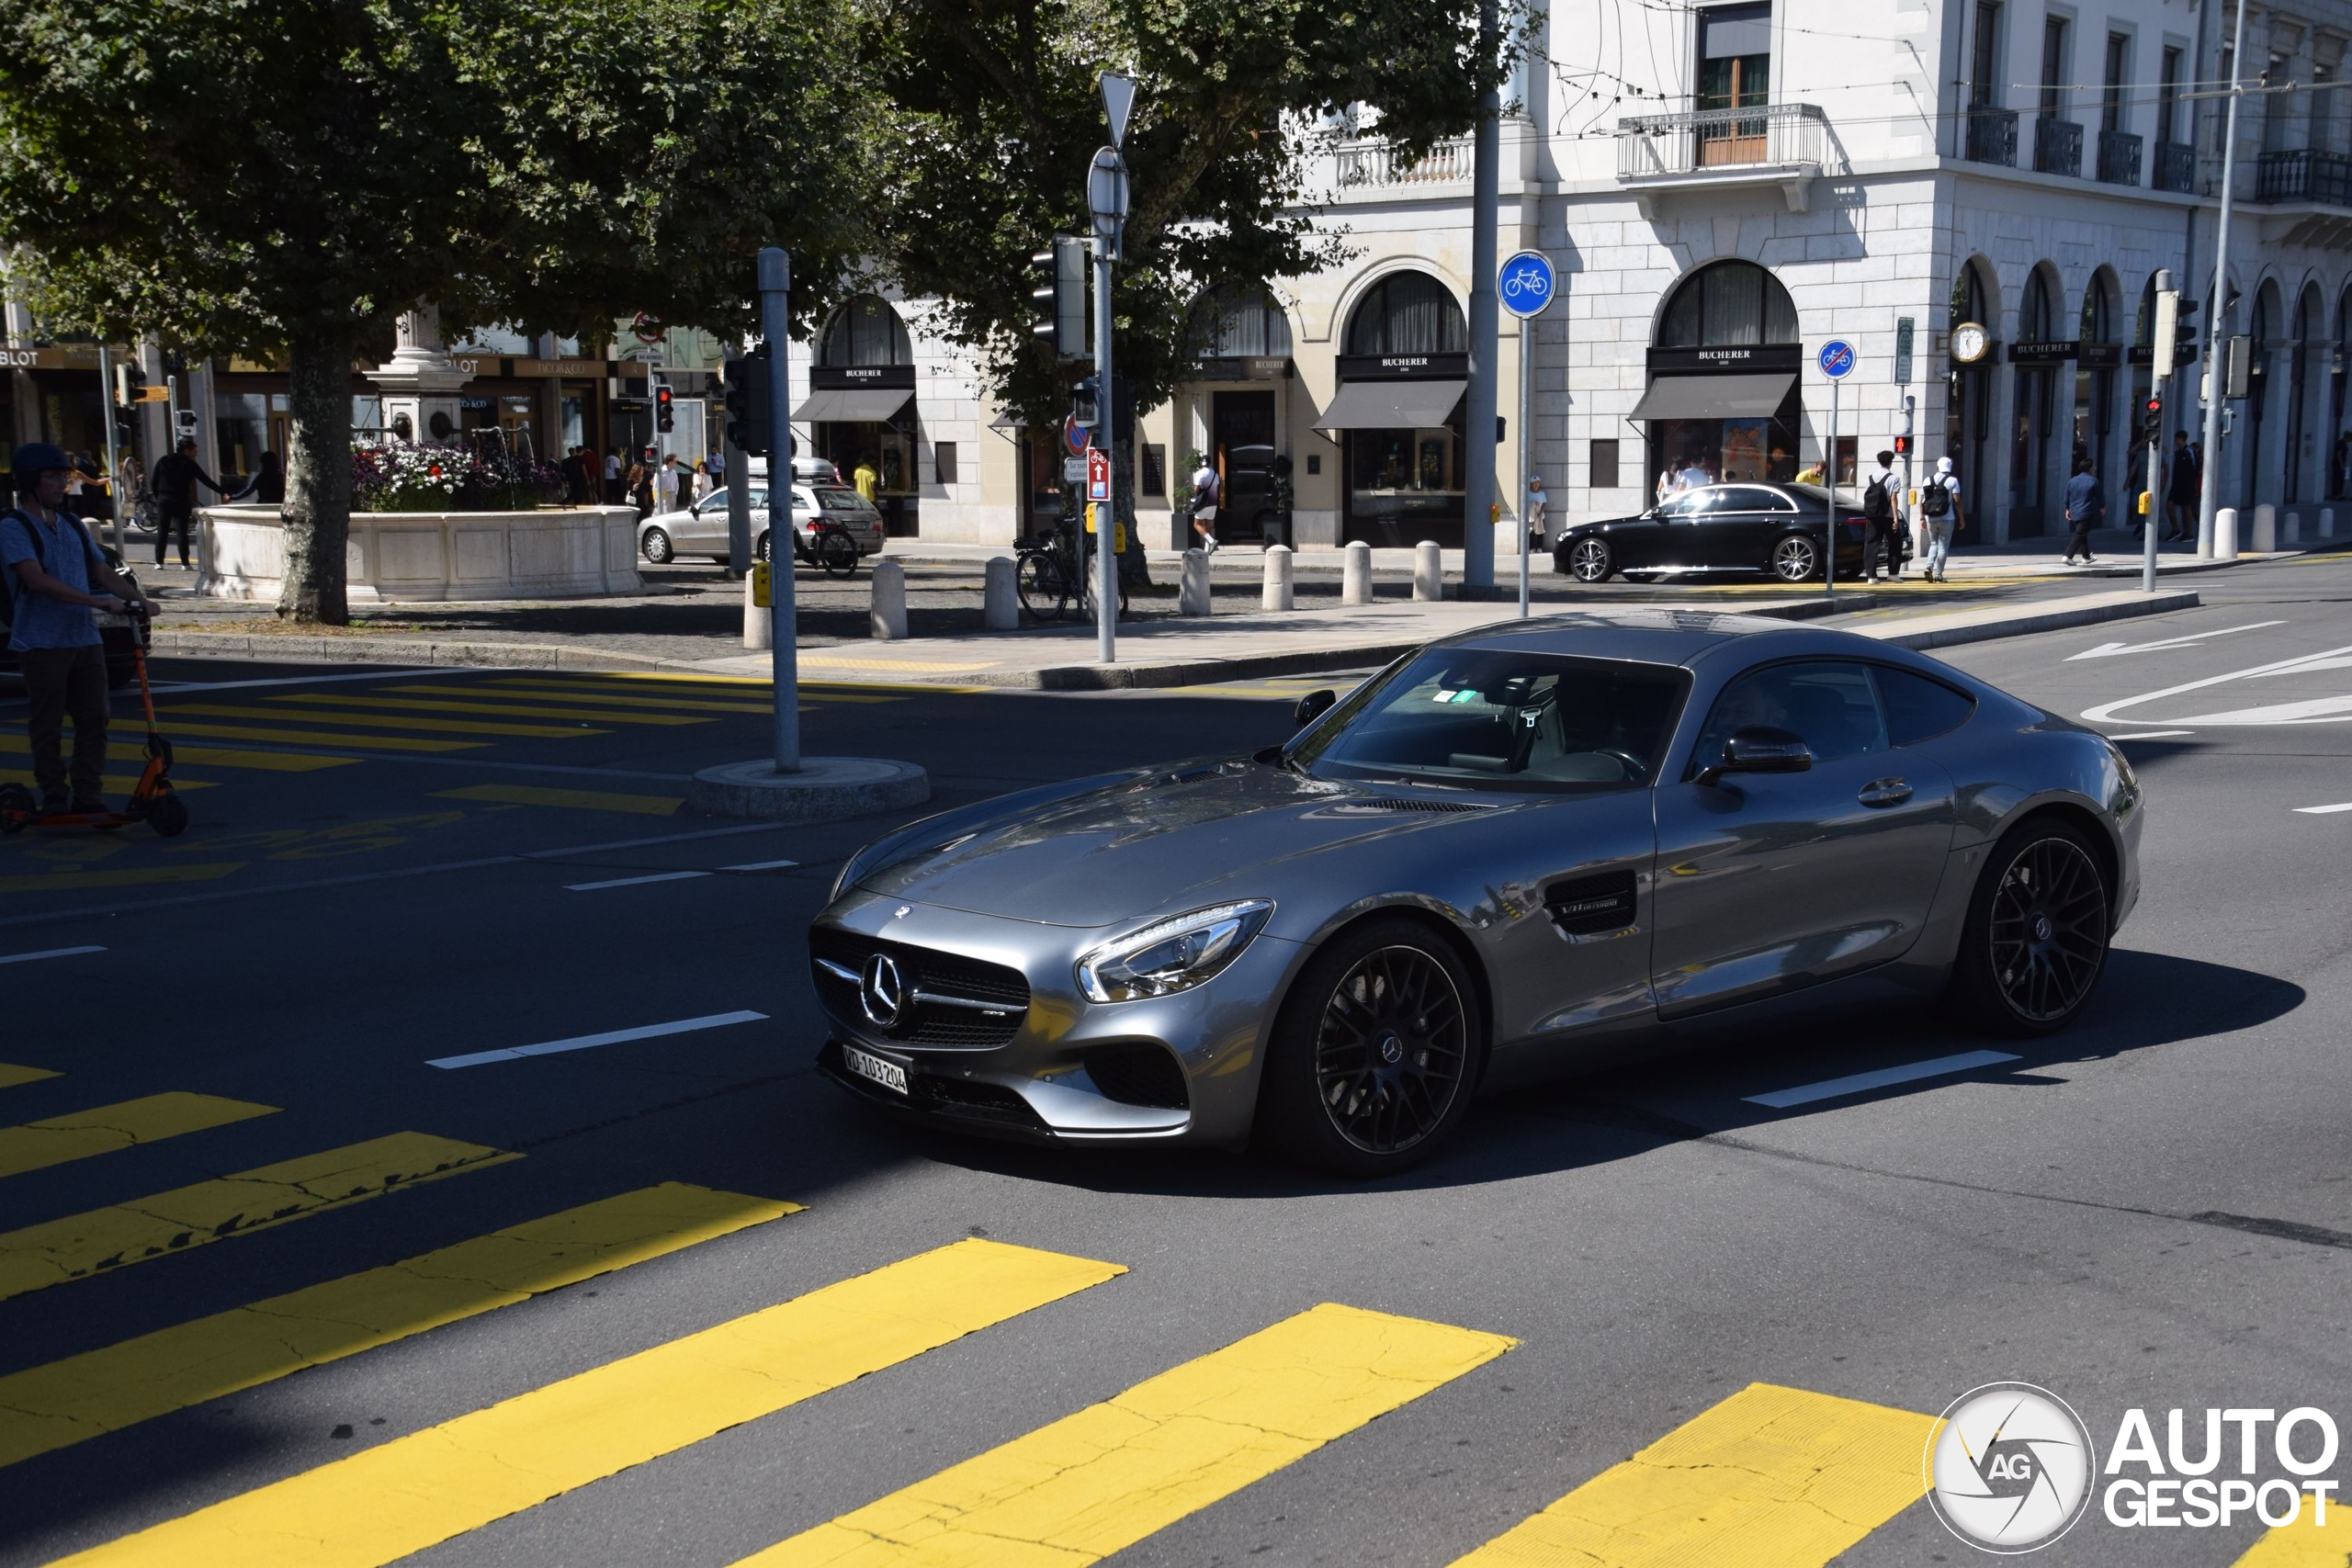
[
  {"xmin": 757, "ymin": 246, "xmax": 798, "ymax": 772},
  {"xmin": 2196, "ymin": 0, "xmax": 2248, "ymax": 559},
  {"xmin": 1089, "ymin": 73, "xmax": 1136, "ymax": 666}
]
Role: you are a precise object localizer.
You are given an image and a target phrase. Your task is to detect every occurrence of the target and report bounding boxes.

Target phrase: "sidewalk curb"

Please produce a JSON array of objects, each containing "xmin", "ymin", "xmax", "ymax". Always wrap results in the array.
[
  {"xmin": 148, "ymin": 631, "xmax": 712, "ymax": 675},
  {"xmin": 1871, "ymin": 588, "xmax": 2200, "ymax": 651}
]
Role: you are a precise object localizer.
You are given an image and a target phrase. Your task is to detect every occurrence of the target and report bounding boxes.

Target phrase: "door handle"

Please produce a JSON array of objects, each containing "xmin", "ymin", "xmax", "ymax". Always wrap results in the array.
[{"xmin": 1857, "ymin": 777, "xmax": 1914, "ymax": 807}]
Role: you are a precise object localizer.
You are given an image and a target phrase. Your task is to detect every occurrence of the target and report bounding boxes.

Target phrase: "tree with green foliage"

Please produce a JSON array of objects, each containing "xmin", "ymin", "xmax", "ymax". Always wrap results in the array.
[
  {"xmin": 858, "ymin": 0, "xmax": 1519, "ymax": 434},
  {"xmin": 0, "ymin": 0, "xmax": 870, "ymax": 623}
]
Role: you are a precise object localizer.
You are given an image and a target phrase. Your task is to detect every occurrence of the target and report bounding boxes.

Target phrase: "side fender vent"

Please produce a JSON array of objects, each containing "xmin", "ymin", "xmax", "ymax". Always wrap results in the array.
[{"xmin": 1545, "ymin": 869, "xmax": 1637, "ymax": 935}]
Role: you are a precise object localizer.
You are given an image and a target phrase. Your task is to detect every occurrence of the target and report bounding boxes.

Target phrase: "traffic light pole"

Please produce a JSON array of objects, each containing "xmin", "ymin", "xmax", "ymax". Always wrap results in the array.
[
  {"xmin": 2196, "ymin": 0, "xmax": 2246, "ymax": 560},
  {"xmin": 758, "ymin": 247, "xmax": 799, "ymax": 772},
  {"xmin": 96, "ymin": 345, "xmax": 122, "ymax": 555}
]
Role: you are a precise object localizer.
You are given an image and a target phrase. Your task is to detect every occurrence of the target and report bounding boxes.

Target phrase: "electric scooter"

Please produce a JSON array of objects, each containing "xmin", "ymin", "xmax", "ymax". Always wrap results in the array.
[{"xmin": 0, "ymin": 608, "xmax": 187, "ymax": 838}]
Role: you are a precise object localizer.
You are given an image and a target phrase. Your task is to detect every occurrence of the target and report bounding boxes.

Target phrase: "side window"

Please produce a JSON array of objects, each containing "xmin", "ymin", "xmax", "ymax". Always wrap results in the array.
[
  {"xmin": 1873, "ymin": 665, "xmax": 1977, "ymax": 745},
  {"xmin": 1693, "ymin": 660, "xmax": 1890, "ymax": 770},
  {"xmin": 1716, "ymin": 486, "xmax": 1782, "ymax": 513},
  {"xmin": 1657, "ymin": 491, "xmax": 1708, "ymax": 518}
]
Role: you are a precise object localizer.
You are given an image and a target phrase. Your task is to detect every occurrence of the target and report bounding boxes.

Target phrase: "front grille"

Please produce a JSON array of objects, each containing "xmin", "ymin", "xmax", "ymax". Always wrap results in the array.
[
  {"xmin": 1086, "ymin": 1044, "xmax": 1191, "ymax": 1110},
  {"xmin": 912, "ymin": 1074, "xmax": 1046, "ymax": 1128},
  {"xmin": 808, "ymin": 928, "xmax": 1031, "ymax": 1047}
]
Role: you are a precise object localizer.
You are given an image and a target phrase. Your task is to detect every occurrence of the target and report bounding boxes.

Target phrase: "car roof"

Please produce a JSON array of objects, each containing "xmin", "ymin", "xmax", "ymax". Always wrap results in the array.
[{"xmin": 1443, "ymin": 608, "xmax": 1890, "ymax": 667}]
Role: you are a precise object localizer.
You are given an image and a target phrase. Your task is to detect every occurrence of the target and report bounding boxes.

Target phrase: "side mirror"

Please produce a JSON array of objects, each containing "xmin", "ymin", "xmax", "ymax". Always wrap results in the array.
[
  {"xmin": 1696, "ymin": 725, "xmax": 1814, "ymax": 788},
  {"xmin": 1293, "ymin": 689, "xmax": 1337, "ymax": 728}
]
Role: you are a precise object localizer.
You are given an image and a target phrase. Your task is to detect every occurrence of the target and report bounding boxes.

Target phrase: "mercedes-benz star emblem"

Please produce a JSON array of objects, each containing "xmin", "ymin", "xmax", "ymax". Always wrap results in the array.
[{"xmin": 860, "ymin": 953, "xmax": 907, "ymax": 1030}]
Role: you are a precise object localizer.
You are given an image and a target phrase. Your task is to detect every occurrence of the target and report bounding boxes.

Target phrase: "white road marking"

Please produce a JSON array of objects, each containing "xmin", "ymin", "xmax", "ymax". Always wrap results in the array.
[
  {"xmin": 722, "ymin": 858, "xmax": 801, "ymax": 872},
  {"xmin": 2294, "ymin": 802, "xmax": 2352, "ymax": 815},
  {"xmin": 2066, "ymin": 620, "xmax": 2286, "ymax": 660},
  {"xmin": 1745, "ymin": 1049, "xmax": 2022, "ymax": 1109},
  {"xmin": 564, "ymin": 870, "xmax": 713, "ymax": 891},
  {"xmin": 146, "ymin": 668, "xmax": 441, "ymax": 693},
  {"xmin": 2082, "ymin": 641, "xmax": 2352, "ymax": 728},
  {"xmin": 426, "ymin": 1010, "xmax": 767, "ymax": 1069},
  {"xmin": 2105, "ymin": 728, "xmax": 2194, "ymax": 739},
  {"xmin": 0, "ymin": 944, "xmax": 106, "ymax": 965}
]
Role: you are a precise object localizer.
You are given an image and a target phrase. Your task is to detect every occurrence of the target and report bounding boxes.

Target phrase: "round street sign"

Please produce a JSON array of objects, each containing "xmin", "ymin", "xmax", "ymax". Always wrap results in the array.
[
  {"xmin": 631, "ymin": 310, "xmax": 664, "ymax": 345},
  {"xmin": 1498, "ymin": 250, "xmax": 1556, "ymax": 319},
  {"xmin": 1064, "ymin": 414, "xmax": 1091, "ymax": 457},
  {"xmin": 1817, "ymin": 339, "xmax": 1857, "ymax": 379}
]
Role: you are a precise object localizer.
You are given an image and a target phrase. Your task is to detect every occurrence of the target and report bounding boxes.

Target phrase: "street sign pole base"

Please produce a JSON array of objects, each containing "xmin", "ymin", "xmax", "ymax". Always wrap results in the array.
[{"xmin": 686, "ymin": 757, "xmax": 931, "ymax": 822}]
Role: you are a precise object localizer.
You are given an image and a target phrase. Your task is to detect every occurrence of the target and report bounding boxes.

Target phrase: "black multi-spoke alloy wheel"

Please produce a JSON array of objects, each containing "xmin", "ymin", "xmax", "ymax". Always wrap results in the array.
[
  {"xmin": 1261, "ymin": 917, "xmax": 1481, "ymax": 1175},
  {"xmin": 640, "ymin": 526, "xmax": 673, "ymax": 565},
  {"xmin": 1770, "ymin": 533, "xmax": 1818, "ymax": 582},
  {"xmin": 1952, "ymin": 817, "xmax": 2111, "ymax": 1033},
  {"xmin": 1566, "ymin": 536, "xmax": 1612, "ymax": 582}
]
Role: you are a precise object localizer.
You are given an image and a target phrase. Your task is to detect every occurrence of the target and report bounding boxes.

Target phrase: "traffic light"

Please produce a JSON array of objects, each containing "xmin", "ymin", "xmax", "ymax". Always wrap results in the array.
[
  {"xmin": 721, "ymin": 346, "xmax": 771, "ymax": 456},
  {"xmin": 1029, "ymin": 235, "xmax": 1086, "ymax": 359},
  {"xmin": 2142, "ymin": 392, "xmax": 2165, "ymax": 444},
  {"xmin": 1071, "ymin": 375, "xmax": 1101, "ymax": 429},
  {"xmin": 2170, "ymin": 297, "xmax": 2199, "ymax": 373},
  {"xmin": 654, "ymin": 382, "xmax": 675, "ymax": 434},
  {"xmin": 2224, "ymin": 334, "xmax": 2253, "ymax": 400},
  {"xmin": 1892, "ymin": 434, "xmax": 1909, "ymax": 457}
]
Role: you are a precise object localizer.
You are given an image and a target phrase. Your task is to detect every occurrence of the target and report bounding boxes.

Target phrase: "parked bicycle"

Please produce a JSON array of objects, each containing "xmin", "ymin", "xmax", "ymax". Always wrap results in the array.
[{"xmin": 1014, "ymin": 515, "xmax": 1127, "ymax": 622}]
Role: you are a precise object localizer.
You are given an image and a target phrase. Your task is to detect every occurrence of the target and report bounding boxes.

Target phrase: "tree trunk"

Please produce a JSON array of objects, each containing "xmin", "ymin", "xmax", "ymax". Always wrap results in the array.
[{"xmin": 279, "ymin": 331, "xmax": 353, "ymax": 624}]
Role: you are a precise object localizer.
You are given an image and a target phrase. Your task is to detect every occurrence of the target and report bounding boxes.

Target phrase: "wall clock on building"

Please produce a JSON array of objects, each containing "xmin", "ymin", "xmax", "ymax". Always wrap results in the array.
[{"xmin": 1951, "ymin": 321, "xmax": 1990, "ymax": 365}]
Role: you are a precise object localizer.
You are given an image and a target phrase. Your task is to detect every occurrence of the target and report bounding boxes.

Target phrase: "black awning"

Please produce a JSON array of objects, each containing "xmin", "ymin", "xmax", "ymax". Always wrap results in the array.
[
  {"xmin": 1627, "ymin": 372, "xmax": 1795, "ymax": 421},
  {"xmin": 792, "ymin": 387, "xmax": 914, "ymax": 422},
  {"xmin": 1312, "ymin": 379, "xmax": 1468, "ymax": 433}
]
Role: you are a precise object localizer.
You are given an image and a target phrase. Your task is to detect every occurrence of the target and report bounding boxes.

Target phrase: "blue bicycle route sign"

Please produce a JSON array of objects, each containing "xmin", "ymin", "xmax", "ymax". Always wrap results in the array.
[
  {"xmin": 1498, "ymin": 251, "xmax": 1556, "ymax": 320},
  {"xmin": 1817, "ymin": 339, "xmax": 1857, "ymax": 379}
]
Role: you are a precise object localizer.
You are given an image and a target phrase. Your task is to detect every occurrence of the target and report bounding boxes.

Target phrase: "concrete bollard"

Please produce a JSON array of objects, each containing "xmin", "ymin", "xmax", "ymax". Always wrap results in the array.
[
  {"xmin": 1261, "ymin": 545, "xmax": 1295, "ymax": 612},
  {"xmin": 2215, "ymin": 507, "xmax": 2239, "ymax": 560},
  {"xmin": 2252, "ymin": 502, "xmax": 2278, "ymax": 553},
  {"xmin": 1342, "ymin": 540, "xmax": 1374, "ymax": 605},
  {"xmin": 2324, "ymin": 507, "xmax": 2338, "ymax": 539},
  {"xmin": 982, "ymin": 555, "xmax": 1019, "ymax": 629},
  {"xmin": 1180, "ymin": 548, "xmax": 1214, "ymax": 615},
  {"xmin": 1413, "ymin": 539, "xmax": 1443, "ymax": 602},
  {"xmin": 742, "ymin": 570, "xmax": 772, "ymax": 650},
  {"xmin": 2286, "ymin": 511, "xmax": 2302, "ymax": 546},
  {"xmin": 870, "ymin": 559, "xmax": 908, "ymax": 640}
]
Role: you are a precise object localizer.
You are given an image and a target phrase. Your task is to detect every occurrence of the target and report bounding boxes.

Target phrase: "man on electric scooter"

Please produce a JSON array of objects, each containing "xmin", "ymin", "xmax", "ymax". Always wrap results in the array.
[{"xmin": 3, "ymin": 443, "xmax": 156, "ymax": 818}]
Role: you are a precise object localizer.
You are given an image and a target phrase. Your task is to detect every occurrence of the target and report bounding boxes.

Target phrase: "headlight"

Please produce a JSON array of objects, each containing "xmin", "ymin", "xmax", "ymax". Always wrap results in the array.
[{"xmin": 1076, "ymin": 900, "xmax": 1273, "ymax": 1003}]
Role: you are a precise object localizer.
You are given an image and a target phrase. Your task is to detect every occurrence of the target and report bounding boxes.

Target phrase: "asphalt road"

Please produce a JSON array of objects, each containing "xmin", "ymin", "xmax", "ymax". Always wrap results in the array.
[{"xmin": 0, "ymin": 550, "xmax": 2347, "ymax": 1567}]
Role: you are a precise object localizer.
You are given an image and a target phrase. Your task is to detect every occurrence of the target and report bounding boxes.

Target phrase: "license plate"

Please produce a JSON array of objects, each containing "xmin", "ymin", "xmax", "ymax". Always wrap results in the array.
[{"xmin": 841, "ymin": 1043, "xmax": 909, "ymax": 1096}]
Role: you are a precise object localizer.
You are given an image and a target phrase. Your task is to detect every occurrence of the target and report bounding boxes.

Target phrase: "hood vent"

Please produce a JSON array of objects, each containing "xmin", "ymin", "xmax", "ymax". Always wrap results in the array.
[{"xmin": 1327, "ymin": 798, "xmax": 1495, "ymax": 816}]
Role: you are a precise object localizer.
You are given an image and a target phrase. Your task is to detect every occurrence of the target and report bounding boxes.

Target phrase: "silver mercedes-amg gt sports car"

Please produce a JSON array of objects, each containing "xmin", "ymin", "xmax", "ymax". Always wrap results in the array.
[{"xmin": 811, "ymin": 609, "xmax": 2143, "ymax": 1173}]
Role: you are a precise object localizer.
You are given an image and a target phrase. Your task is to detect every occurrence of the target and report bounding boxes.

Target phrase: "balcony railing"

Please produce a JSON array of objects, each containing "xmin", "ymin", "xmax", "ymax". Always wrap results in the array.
[
  {"xmin": 2153, "ymin": 140, "xmax": 2197, "ymax": 192},
  {"xmin": 1964, "ymin": 106, "xmax": 2018, "ymax": 166},
  {"xmin": 2034, "ymin": 116, "xmax": 2083, "ymax": 176},
  {"xmin": 2096, "ymin": 129, "xmax": 2143, "ymax": 186},
  {"xmin": 1616, "ymin": 102, "xmax": 1829, "ymax": 180},
  {"xmin": 1333, "ymin": 136, "xmax": 1474, "ymax": 188},
  {"xmin": 2255, "ymin": 147, "xmax": 2352, "ymax": 205}
]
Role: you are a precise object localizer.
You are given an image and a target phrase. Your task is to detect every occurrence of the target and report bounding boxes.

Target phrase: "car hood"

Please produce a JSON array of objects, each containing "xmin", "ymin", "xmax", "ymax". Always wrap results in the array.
[{"xmin": 854, "ymin": 758, "xmax": 1519, "ymax": 927}]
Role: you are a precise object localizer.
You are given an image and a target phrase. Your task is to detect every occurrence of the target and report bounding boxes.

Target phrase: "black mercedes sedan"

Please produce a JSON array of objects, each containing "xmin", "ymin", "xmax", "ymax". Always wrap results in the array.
[{"xmin": 1555, "ymin": 482, "xmax": 1904, "ymax": 584}]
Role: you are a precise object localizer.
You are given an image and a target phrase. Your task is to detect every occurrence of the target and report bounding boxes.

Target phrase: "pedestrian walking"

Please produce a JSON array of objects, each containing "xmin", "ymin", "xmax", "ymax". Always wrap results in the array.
[
  {"xmin": 2164, "ymin": 431, "xmax": 2199, "ymax": 541},
  {"xmin": 707, "ymin": 446, "xmax": 726, "ymax": 485},
  {"xmin": 149, "ymin": 436, "xmax": 225, "ymax": 569},
  {"xmin": 692, "ymin": 459, "xmax": 714, "ymax": 505},
  {"xmin": 1861, "ymin": 449, "xmax": 1902, "ymax": 582},
  {"xmin": 625, "ymin": 462, "xmax": 651, "ymax": 519},
  {"xmin": 604, "ymin": 447, "xmax": 623, "ymax": 504},
  {"xmin": 1525, "ymin": 473, "xmax": 1548, "ymax": 552},
  {"xmin": 1918, "ymin": 457, "xmax": 1962, "ymax": 581},
  {"xmin": 652, "ymin": 455, "xmax": 680, "ymax": 515},
  {"xmin": 1675, "ymin": 454, "xmax": 1711, "ymax": 494},
  {"xmin": 0, "ymin": 445, "xmax": 156, "ymax": 816},
  {"xmin": 1187, "ymin": 456, "xmax": 1221, "ymax": 552},
  {"xmin": 232, "ymin": 450, "xmax": 285, "ymax": 505},
  {"xmin": 853, "ymin": 458, "xmax": 879, "ymax": 504},
  {"xmin": 2063, "ymin": 456, "xmax": 2104, "ymax": 565}
]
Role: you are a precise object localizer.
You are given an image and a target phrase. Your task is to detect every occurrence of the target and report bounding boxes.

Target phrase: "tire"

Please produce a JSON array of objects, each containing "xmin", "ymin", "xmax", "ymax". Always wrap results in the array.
[
  {"xmin": 640, "ymin": 527, "xmax": 673, "ymax": 565},
  {"xmin": 1259, "ymin": 916, "xmax": 1483, "ymax": 1176},
  {"xmin": 1016, "ymin": 553, "xmax": 1069, "ymax": 621},
  {"xmin": 1950, "ymin": 816, "xmax": 2112, "ymax": 1034},
  {"xmin": 1770, "ymin": 532, "xmax": 1820, "ymax": 582},
  {"xmin": 0, "ymin": 783, "xmax": 31, "ymax": 834},
  {"xmin": 754, "ymin": 531, "xmax": 772, "ymax": 564},
  {"xmin": 1565, "ymin": 536, "xmax": 1613, "ymax": 583},
  {"xmin": 146, "ymin": 789, "xmax": 189, "ymax": 839},
  {"xmin": 818, "ymin": 532, "xmax": 858, "ymax": 577}
]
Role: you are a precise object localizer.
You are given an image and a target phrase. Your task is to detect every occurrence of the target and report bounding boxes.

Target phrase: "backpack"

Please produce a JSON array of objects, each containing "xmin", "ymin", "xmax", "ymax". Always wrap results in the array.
[
  {"xmin": 0, "ymin": 507, "xmax": 106, "ymax": 627},
  {"xmin": 1919, "ymin": 478, "xmax": 1951, "ymax": 519},
  {"xmin": 1862, "ymin": 475, "xmax": 1894, "ymax": 524}
]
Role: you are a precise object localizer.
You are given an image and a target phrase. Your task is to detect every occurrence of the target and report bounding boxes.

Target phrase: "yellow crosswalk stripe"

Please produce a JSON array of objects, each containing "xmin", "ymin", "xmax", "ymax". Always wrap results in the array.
[
  {"xmin": 128, "ymin": 720, "xmax": 481, "ymax": 752},
  {"xmin": 0, "ymin": 1181, "xmax": 798, "ymax": 1469},
  {"xmin": 466, "ymin": 682, "xmax": 782, "ymax": 713},
  {"xmin": 0, "ymin": 1063, "xmax": 60, "ymax": 1089},
  {"xmin": 431, "ymin": 782, "xmax": 682, "ymax": 816},
  {"xmin": 741, "ymin": 1302, "xmax": 1514, "ymax": 1568},
  {"xmin": 0, "ymin": 769, "xmax": 215, "ymax": 795},
  {"xmin": 266, "ymin": 693, "xmax": 711, "ymax": 726},
  {"xmin": 0, "ymin": 1092, "xmax": 277, "ymax": 1180},
  {"xmin": 0, "ymin": 863, "xmax": 245, "ymax": 896},
  {"xmin": 2231, "ymin": 1504, "xmax": 2352, "ymax": 1563},
  {"xmin": 516, "ymin": 670, "xmax": 771, "ymax": 688},
  {"xmin": 1444, "ymin": 1382, "xmax": 1935, "ymax": 1568},
  {"xmin": 51, "ymin": 1238, "xmax": 1125, "ymax": 1568},
  {"xmin": 0, "ymin": 1132, "xmax": 514, "ymax": 1303},
  {"xmin": 162, "ymin": 703, "xmax": 600, "ymax": 739},
  {"xmin": 0, "ymin": 734, "xmax": 356, "ymax": 771}
]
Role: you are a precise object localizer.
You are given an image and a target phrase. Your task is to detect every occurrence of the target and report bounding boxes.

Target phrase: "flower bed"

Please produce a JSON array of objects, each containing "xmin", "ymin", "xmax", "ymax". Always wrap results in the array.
[{"xmin": 351, "ymin": 438, "xmax": 568, "ymax": 513}]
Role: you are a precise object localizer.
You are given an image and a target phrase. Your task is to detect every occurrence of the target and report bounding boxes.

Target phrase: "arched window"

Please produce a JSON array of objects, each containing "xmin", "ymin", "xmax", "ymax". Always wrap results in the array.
[
  {"xmin": 1951, "ymin": 260, "xmax": 1993, "ymax": 328},
  {"xmin": 1344, "ymin": 272, "xmax": 1466, "ymax": 355},
  {"xmin": 2019, "ymin": 271, "xmax": 2056, "ymax": 342},
  {"xmin": 1187, "ymin": 286, "xmax": 1295, "ymax": 358},
  {"xmin": 1657, "ymin": 260, "xmax": 1798, "ymax": 348},
  {"xmin": 2080, "ymin": 275, "xmax": 2117, "ymax": 344},
  {"xmin": 2135, "ymin": 274, "xmax": 2158, "ymax": 346},
  {"xmin": 819, "ymin": 296, "xmax": 912, "ymax": 367}
]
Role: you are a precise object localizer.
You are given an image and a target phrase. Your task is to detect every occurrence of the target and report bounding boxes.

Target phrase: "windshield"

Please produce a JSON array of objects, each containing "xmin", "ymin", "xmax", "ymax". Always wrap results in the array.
[
  {"xmin": 814, "ymin": 487, "xmax": 879, "ymax": 515},
  {"xmin": 1290, "ymin": 649, "xmax": 1690, "ymax": 793}
]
